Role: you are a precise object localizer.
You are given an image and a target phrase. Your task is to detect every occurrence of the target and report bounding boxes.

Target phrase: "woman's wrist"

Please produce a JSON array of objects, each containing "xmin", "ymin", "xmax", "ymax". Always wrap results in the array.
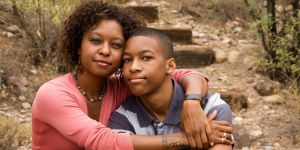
[{"xmin": 161, "ymin": 133, "xmax": 189, "ymax": 150}]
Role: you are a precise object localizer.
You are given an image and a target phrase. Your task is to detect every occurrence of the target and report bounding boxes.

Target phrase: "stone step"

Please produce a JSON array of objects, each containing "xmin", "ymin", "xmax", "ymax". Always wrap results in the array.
[
  {"xmin": 174, "ymin": 46, "xmax": 215, "ymax": 68},
  {"xmin": 127, "ymin": 6, "xmax": 158, "ymax": 23},
  {"xmin": 209, "ymin": 87, "xmax": 248, "ymax": 110},
  {"xmin": 155, "ymin": 27, "xmax": 193, "ymax": 44}
]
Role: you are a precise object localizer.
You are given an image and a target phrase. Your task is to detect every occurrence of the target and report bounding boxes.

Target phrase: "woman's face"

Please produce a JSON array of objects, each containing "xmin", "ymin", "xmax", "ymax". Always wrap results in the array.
[{"xmin": 79, "ymin": 19, "xmax": 124, "ymax": 78}]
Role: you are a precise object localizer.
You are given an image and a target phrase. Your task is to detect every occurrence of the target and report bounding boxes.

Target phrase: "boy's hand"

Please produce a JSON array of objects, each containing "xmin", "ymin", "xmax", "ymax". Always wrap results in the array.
[
  {"xmin": 181, "ymin": 100, "xmax": 211, "ymax": 149},
  {"xmin": 207, "ymin": 110, "xmax": 233, "ymax": 146}
]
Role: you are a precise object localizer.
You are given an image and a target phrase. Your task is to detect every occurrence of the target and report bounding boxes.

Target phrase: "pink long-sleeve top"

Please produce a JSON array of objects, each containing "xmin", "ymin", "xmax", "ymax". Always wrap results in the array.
[{"xmin": 32, "ymin": 69, "xmax": 205, "ymax": 150}]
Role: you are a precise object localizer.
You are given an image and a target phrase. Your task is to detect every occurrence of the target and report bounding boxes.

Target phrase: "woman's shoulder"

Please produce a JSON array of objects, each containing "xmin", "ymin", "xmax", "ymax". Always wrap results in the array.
[{"xmin": 37, "ymin": 73, "xmax": 76, "ymax": 96}]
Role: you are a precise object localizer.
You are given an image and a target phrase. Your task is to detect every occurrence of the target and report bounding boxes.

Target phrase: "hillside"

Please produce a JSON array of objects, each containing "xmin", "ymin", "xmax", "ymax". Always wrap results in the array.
[{"xmin": 0, "ymin": 0, "xmax": 299, "ymax": 149}]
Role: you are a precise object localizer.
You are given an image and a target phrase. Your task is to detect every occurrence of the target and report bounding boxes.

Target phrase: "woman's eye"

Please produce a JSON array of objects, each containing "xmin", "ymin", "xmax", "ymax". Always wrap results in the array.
[
  {"xmin": 90, "ymin": 38, "xmax": 102, "ymax": 44},
  {"xmin": 123, "ymin": 58, "xmax": 132, "ymax": 63},
  {"xmin": 112, "ymin": 43, "xmax": 123, "ymax": 49}
]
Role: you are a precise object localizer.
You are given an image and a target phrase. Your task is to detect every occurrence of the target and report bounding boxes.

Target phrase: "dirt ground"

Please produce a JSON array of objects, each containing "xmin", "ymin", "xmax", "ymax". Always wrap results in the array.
[{"xmin": 0, "ymin": 0, "xmax": 299, "ymax": 149}]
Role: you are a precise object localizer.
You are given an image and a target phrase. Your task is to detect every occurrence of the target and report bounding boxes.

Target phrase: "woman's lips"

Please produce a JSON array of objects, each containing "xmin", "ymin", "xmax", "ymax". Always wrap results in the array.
[{"xmin": 94, "ymin": 59, "xmax": 111, "ymax": 67}]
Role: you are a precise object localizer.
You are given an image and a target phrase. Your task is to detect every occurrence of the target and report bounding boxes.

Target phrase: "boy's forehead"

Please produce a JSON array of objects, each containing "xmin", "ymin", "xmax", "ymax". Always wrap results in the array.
[{"xmin": 125, "ymin": 36, "xmax": 164, "ymax": 53}]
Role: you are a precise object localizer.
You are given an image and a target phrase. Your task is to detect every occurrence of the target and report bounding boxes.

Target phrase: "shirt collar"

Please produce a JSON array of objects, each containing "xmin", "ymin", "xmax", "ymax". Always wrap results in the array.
[{"xmin": 132, "ymin": 79, "xmax": 185, "ymax": 127}]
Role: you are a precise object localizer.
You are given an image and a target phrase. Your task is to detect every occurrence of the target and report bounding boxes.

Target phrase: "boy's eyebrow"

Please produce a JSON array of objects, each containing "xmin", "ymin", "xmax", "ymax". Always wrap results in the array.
[{"xmin": 124, "ymin": 49, "xmax": 154, "ymax": 55}]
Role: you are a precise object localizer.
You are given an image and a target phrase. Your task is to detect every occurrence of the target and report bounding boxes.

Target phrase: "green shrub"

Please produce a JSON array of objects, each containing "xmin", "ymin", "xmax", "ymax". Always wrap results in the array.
[{"xmin": 246, "ymin": 0, "xmax": 300, "ymax": 90}]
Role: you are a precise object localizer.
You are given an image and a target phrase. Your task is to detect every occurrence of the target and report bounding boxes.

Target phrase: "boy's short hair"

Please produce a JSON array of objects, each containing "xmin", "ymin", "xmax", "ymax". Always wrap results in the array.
[{"xmin": 128, "ymin": 27, "xmax": 174, "ymax": 58}]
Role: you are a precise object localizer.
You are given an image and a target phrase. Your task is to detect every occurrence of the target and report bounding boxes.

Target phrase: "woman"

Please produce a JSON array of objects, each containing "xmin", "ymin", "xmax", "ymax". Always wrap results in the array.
[{"xmin": 32, "ymin": 1, "xmax": 232, "ymax": 150}]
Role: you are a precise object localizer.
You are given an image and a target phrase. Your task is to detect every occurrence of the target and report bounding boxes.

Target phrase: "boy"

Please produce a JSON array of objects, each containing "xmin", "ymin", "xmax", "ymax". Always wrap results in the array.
[{"xmin": 108, "ymin": 28, "xmax": 233, "ymax": 149}]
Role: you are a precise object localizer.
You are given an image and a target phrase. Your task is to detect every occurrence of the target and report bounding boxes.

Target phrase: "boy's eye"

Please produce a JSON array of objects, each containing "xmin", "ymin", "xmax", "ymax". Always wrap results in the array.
[
  {"xmin": 142, "ymin": 56, "xmax": 153, "ymax": 61},
  {"xmin": 112, "ymin": 42, "xmax": 123, "ymax": 49}
]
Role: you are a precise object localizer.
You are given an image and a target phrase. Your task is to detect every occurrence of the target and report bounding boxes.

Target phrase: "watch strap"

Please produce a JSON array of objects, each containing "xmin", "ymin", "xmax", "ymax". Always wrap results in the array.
[{"xmin": 184, "ymin": 94, "xmax": 205, "ymax": 103}]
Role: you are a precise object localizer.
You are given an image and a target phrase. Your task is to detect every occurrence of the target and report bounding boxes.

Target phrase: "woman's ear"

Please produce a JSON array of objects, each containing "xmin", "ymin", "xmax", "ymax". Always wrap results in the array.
[{"xmin": 166, "ymin": 58, "xmax": 176, "ymax": 74}]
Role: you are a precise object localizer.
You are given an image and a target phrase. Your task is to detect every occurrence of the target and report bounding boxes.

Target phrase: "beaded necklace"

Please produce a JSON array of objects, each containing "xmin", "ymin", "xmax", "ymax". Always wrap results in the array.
[{"xmin": 73, "ymin": 70, "xmax": 106, "ymax": 102}]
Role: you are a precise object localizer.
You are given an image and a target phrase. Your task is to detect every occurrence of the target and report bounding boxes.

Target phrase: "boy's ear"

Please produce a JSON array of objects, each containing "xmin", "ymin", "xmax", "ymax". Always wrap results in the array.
[{"xmin": 166, "ymin": 58, "xmax": 176, "ymax": 75}]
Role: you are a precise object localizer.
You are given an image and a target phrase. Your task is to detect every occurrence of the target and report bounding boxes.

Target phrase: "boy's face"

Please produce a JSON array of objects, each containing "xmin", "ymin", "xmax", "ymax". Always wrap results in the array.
[{"xmin": 122, "ymin": 36, "xmax": 175, "ymax": 96}]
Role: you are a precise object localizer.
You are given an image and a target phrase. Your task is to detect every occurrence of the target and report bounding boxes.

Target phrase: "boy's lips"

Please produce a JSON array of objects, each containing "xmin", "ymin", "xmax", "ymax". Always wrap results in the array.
[{"xmin": 128, "ymin": 76, "xmax": 146, "ymax": 84}]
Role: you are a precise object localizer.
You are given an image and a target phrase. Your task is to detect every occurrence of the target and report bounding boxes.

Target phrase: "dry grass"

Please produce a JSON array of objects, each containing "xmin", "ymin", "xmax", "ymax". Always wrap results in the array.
[{"xmin": 0, "ymin": 114, "xmax": 31, "ymax": 149}]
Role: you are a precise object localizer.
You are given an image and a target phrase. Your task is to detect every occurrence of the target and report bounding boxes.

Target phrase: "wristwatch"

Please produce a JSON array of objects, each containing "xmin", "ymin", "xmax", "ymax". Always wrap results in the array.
[{"xmin": 184, "ymin": 94, "xmax": 205, "ymax": 105}]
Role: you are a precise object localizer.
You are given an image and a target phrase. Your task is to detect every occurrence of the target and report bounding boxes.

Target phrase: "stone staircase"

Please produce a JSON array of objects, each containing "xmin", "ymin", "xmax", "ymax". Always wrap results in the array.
[{"xmin": 127, "ymin": 5, "xmax": 215, "ymax": 68}]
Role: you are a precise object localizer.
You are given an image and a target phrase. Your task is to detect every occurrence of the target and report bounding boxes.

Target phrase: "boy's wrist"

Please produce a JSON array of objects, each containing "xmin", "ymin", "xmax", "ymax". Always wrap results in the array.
[{"xmin": 184, "ymin": 94, "xmax": 205, "ymax": 105}]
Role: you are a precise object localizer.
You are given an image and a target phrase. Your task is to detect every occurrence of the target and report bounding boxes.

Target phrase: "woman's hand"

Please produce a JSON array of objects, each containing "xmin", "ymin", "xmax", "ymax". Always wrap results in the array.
[{"xmin": 207, "ymin": 110, "xmax": 233, "ymax": 146}]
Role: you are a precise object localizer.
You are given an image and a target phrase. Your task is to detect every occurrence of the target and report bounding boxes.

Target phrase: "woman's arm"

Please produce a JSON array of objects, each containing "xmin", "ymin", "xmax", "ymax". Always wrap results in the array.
[{"xmin": 131, "ymin": 133, "xmax": 188, "ymax": 150}]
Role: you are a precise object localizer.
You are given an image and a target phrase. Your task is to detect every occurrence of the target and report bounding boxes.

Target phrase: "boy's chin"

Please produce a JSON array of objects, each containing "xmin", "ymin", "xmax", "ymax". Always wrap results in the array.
[{"xmin": 130, "ymin": 88, "xmax": 146, "ymax": 97}]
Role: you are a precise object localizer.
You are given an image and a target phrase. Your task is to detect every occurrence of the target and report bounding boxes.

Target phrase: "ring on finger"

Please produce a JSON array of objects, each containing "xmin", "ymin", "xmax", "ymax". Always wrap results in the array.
[
  {"xmin": 223, "ymin": 132, "xmax": 227, "ymax": 138},
  {"xmin": 221, "ymin": 137, "xmax": 224, "ymax": 143}
]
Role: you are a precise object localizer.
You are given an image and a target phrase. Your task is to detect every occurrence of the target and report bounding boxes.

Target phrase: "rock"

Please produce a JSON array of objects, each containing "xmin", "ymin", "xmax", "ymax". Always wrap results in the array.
[
  {"xmin": 20, "ymin": 109, "xmax": 27, "ymax": 114},
  {"xmin": 254, "ymin": 80, "xmax": 281, "ymax": 96},
  {"xmin": 174, "ymin": 46, "xmax": 215, "ymax": 67},
  {"xmin": 21, "ymin": 102, "xmax": 31, "ymax": 110},
  {"xmin": 219, "ymin": 91, "xmax": 248, "ymax": 110},
  {"xmin": 249, "ymin": 126, "xmax": 263, "ymax": 139},
  {"xmin": 232, "ymin": 72, "xmax": 240, "ymax": 77},
  {"xmin": 127, "ymin": 6, "xmax": 158, "ymax": 23},
  {"xmin": 264, "ymin": 145, "xmax": 273, "ymax": 150},
  {"xmin": 263, "ymin": 95, "xmax": 284, "ymax": 104},
  {"xmin": 18, "ymin": 95, "xmax": 26, "ymax": 101},
  {"xmin": 234, "ymin": 27, "xmax": 242, "ymax": 33},
  {"xmin": 246, "ymin": 78, "xmax": 255, "ymax": 84},
  {"xmin": 0, "ymin": 20, "xmax": 7, "ymax": 24},
  {"xmin": 243, "ymin": 56, "xmax": 257, "ymax": 70},
  {"xmin": 6, "ymin": 32, "xmax": 14, "ymax": 38},
  {"xmin": 227, "ymin": 51, "xmax": 240, "ymax": 63},
  {"xmin": 233, "ymin": 124, "xmax": 251, "ymax": 148},
  {"xmin": 214, "ymin": 50, "xmax": 227, "ymax": 63},
  {"xmin": 156, "ymin": 27, "xmax": 193, "ymax": 44},
  {"xmin": 6, "ymin": 25, "xmax": 21, "ymax": 33},
  {"xmin": 234, "ymin": 116, "xmax": 243, "ymax": 124},
  {"xmin": 30, "ymin": 69, "xmax": 38, "ymax": 75},
  {"xmin": 206, "ymin": 67, "xmax": 217, "ymax": 73},
  {"xmin": 285, "ymin": 5, "xmax": 293, "ymax": 11},
  {"xmin": 126, "ymin": 1, "xmax": 138, "ymax": 6},
  {"xmin": 238, "ymin": 39, "xmax": 249, "ymax": 44},
  {"xmin": 222, "ymin": 37, "xmax": 232, "ymax": 45},
  {"xmin": 273, "ymin": 142, "xmax": 281, "ymax": 147},
  {"xmin": 276, "ymin": 5, "xmax": 284, "ymax": 13}
]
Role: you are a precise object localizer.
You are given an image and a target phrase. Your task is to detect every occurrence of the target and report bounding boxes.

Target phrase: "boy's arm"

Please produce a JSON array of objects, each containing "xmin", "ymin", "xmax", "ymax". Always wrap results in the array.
[{"xmin": 180, "ymin": 73, "xmax": 211, "ymax": 149}]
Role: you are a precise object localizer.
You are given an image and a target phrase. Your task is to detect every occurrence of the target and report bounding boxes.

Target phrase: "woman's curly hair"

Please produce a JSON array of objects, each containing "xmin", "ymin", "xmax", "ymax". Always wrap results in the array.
[{"xmin": 60, "ymin": 1, "xmax": 145, "ymax": 71}]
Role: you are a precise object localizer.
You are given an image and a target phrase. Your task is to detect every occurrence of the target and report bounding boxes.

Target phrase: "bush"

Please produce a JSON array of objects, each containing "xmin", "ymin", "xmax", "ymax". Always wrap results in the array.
[{"xmin": 245, "ymin": 0, "xmax": 300, "ymax": 89}]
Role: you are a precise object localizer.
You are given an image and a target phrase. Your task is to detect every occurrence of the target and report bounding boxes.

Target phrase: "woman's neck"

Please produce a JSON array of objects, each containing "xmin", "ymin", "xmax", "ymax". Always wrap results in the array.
[{"xmin": 77, "ymin": 71, "xmax": 106, "ymax": 100}]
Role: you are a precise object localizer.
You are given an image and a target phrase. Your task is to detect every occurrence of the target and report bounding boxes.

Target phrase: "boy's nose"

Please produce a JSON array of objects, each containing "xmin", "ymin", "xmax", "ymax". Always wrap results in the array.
[{"xmin": 130, "ymin": 59, "xmax": 142, "ymax": 72}]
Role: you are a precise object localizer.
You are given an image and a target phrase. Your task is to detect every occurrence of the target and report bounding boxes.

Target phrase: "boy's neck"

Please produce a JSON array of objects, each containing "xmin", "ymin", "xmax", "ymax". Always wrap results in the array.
[{"xmin": 139, "ymin": 77, "xmax": 173, "ymax": 123}]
